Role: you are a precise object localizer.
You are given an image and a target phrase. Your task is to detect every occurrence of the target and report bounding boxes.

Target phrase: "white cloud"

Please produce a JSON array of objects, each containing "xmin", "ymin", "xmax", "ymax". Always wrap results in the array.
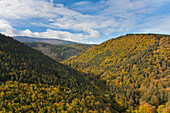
[
  {"xmin": 0, "ymin": 0, "xmax": 101, "ymax": 43},
  {"xmin": 0, "ymin": 0, "xmax": 169, "ymax": 43},
  {"xmin": 0, "ymin": 20, "xmax": 18, "ymax": 35},
  {"xmin": 104, "ymin": 0, "xmax": 168, "ymax": 11},
  {"xmin": 0, "ymin": 0, "xmax": 81, "ymax": 19},
  {"xmin": 19, "ymin": 28, "xmax": 100, "ymax": 42},
  {"xmin": 74, "ymin": 1, "xmax": 90, "ymax": 6},
  {"xmin": 22, "ymin": 29, "xmax": 33, "ymax": 35}
]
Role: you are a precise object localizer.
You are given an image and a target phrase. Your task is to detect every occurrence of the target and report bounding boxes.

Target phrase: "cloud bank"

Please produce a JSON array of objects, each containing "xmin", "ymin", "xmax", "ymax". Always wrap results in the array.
[{"xmin": 0, "ymin": 0, "xmax": 169, "ymax": 43}]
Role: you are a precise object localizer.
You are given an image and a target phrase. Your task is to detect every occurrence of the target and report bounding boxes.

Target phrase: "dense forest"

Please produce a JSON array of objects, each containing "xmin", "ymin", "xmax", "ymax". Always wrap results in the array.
[
  {"xmin": 0, "ymin": 34, "xmax": 119, "ymax": 112},
  {"xmin": 25, "ymin": 42, "xmax": 94, "ymax": 61},
  {"xmin": 64, "ymin": 34, "xmax": 170, "ymax": 112},
  {"xmin": 0, "ymin": 33, "xmax": 169, "ymax": 112}
]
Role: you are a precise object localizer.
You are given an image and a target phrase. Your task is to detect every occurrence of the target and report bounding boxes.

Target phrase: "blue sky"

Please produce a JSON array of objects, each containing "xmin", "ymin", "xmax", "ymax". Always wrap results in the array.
[{"xmin": 0, "ymin": 0, "xmax": 170, "ymax": 44}]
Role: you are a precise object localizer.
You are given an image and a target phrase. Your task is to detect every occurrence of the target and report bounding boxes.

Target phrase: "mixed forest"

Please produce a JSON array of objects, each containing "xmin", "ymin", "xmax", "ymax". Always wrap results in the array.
[
  {"xmin": 0, "ymin": 33, "xmax": 169, "ymax": 112},
  {"xmin": 64, "ymin": 34, "xmax": 170, "ymax": 112},
  {"xmin": 0, "ymin": 34, "xmax": 118, "ymax": 112}
]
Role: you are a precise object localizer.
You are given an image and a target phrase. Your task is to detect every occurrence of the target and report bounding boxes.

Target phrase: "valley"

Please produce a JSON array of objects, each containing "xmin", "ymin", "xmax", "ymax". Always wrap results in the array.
[
  {"xmin": 25, "ymin": 42, "xmax": 95, "ymax": 61},
  {"xmin": 1, "ymin": 0, "xmax": 170, "ymax": 112},
  {"xmin": 0, "ymin": 33, "xmax": 169, "ymax": 112}
]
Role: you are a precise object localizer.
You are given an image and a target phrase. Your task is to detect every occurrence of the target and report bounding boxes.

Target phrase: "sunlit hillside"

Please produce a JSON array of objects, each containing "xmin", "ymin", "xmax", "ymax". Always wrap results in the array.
[{"xmin": 64, "ymin": 34, "xmax": 170, "ymax": 112}]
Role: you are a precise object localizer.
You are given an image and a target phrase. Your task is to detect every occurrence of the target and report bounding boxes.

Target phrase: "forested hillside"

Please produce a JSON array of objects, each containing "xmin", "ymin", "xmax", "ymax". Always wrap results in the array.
[
  {"xmin": 0, "ymin": 34, "xmax": 118, "ymax": 112},
  {"xmin": 64, "ymin": 34, "xmax": 170, "ymax": 112},
  {"xmin": 25, "ymin": 42, "xmax": 94, "ymax": 61},
  {"xmin": 0, "ymin": 34, "xmax": 86, "ymax": 88}
]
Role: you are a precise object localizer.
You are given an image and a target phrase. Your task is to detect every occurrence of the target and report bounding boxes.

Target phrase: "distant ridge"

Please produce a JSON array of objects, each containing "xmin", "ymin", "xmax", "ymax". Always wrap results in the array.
[
  {"xmin": 13, "ymin": 36, "xmax": 83, "ymax": 45},
  {"xmin": 25, "ymin": 42, "xmax": 95, "ymax": 61}
]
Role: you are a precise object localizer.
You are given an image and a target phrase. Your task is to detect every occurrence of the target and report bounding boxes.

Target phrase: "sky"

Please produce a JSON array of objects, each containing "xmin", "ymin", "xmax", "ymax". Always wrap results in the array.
[{"xmin": 0, "ymin": 0, "xmax": 170, "ymax": 44}]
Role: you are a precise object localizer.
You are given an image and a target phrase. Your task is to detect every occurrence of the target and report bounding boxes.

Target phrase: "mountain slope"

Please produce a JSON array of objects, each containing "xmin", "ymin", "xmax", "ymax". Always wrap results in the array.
[
  {"xmin": 25, "ymin": 42, "xmax": 95, "ymax": 61},
  {"xmin": 13, "ymin": 36, "xmax": 82, "ymax": 45},
  {"xmin": 64, "ymin": 34, "xmax": 170, "ymax": 112},
  {"xmin": 65, "ymin": 34, "xmax": 169, "ymax": 76},
  {"xmin": 0, "ymin": 34, "xmax": 87, "ymax": 88},
  {"xmin": 0, "ymin": 34, "xmax": 119, "ymax": 112}
]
